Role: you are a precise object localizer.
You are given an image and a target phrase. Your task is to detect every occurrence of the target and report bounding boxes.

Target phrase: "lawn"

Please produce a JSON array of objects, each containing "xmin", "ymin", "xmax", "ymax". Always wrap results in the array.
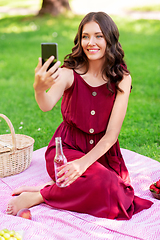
[{"xmin": 0, "ymin": 7, "xmax": 159, "ymax": 161}]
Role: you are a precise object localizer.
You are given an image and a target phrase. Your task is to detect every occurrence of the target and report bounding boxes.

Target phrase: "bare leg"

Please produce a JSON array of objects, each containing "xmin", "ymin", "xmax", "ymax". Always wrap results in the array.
[
  {"xmin": 6, "ymin": 191, "xmax": 44, "ymax": 216},
  {"xmin": 12, "ymin": 180, "xmax": 55, "ymax": 196}
]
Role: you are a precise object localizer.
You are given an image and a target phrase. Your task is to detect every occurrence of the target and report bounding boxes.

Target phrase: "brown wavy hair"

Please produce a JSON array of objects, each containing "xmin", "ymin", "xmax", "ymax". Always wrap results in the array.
[{"xmin": 64, "ymin": 12, "xmax": 130, "ymax": 92}]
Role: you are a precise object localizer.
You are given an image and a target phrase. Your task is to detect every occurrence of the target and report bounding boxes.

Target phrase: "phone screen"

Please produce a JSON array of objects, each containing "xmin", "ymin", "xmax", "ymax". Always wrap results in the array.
[{"xmin": 41, "ymin": 43, "xmax": 58, "ymax": 70}]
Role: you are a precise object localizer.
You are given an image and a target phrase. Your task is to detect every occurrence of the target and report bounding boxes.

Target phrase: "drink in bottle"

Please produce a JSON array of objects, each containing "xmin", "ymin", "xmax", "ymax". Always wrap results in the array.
[{"xmin": 54, "ymin": 137, "xmax": 67, "ymax": 187}]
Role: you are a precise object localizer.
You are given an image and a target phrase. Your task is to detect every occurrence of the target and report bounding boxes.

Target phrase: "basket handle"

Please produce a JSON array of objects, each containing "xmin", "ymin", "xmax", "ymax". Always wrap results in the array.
[{"xmin": 0, "ymin": 114, "xmax": 17, "ymax": 152}]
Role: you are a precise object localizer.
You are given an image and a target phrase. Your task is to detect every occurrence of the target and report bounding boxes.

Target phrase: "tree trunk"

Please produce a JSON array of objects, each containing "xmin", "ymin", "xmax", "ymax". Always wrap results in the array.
[{"xmin": 38, "ymin": 0, "xmax": 71, "ymax": 16}]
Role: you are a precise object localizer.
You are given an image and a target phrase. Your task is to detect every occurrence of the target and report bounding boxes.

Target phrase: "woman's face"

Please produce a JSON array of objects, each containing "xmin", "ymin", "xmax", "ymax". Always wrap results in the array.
[{"xmin": 81, "ymin": 21, "xmax": 106, "ymax": 62}]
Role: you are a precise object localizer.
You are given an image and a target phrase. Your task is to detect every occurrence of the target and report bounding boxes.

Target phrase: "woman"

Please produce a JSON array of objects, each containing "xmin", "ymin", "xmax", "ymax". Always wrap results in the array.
[{"xmin": 7, "ymin": 12, "xmax": 153, "ymax": 220}]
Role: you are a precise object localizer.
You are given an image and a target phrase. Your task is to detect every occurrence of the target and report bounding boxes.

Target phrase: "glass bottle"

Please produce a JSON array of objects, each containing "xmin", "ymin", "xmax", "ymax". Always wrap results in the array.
[{"xmin": 54, "ymin": 137, "xmax": 67, "ymax": 187}]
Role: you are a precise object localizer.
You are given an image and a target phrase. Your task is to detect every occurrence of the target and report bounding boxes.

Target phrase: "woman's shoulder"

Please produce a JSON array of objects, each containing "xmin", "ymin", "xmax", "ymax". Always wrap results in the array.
[
  {"xmin": 118, "ymin": 74, "xmax": 132, "ymax": 94},
  {"xmin": 60, "ymin": 67, "xmax": 74, "ymax": 90},
  {"xmin": 61, "ymin": 66, "xmax": 73, "ymax": 75},
  {"xmin": 122, "ymin": 73, "xmax": 132, "ymax": 83}
]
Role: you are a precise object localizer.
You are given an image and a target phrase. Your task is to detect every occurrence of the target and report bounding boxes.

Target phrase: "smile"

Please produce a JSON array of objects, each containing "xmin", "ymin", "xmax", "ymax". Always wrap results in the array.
[{"xmin": 87, "ymin": 49, "xmax": 99, "ymax": 53}]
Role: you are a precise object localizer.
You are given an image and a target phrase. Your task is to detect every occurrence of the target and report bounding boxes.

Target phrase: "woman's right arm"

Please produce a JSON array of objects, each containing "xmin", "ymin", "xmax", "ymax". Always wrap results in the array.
[{"xmin": 33, "ymin": 56, "xmax": 73, "ymax": 112}]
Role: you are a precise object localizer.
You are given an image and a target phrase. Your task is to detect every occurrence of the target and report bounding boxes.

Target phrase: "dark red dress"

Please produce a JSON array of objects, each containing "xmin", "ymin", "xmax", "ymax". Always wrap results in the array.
[{"xmin": 40, "ymin": 70, "xmax": 153, "ymax": 220}]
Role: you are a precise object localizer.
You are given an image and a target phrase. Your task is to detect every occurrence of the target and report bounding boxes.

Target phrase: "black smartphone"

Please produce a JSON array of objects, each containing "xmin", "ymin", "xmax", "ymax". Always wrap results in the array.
[{"xmin": 41, "ymin": 43, "xmax": 58, "ymax": 70}]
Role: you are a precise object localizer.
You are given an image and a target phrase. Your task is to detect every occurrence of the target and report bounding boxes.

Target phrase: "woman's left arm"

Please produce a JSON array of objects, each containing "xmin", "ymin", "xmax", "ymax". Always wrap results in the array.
[{"xmin": 57, "ymin": 74, "xmax": 132, "ymax": 187}]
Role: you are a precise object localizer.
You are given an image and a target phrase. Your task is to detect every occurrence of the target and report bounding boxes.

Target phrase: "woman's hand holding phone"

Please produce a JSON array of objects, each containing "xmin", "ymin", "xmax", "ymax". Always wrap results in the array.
[{"xmin": 33, "ymin": 56, "xmax": 61, "ymax": 94}]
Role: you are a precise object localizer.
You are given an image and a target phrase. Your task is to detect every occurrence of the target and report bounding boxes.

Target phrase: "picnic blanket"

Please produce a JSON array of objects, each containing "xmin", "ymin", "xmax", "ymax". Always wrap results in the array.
[{"xmin": 0, "ymin": 147, "xmax": 160, "ymax": 240}]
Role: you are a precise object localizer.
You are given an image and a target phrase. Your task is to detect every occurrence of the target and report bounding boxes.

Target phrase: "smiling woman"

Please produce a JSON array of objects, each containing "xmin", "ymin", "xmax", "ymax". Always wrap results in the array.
[
  {"xmin": 6, "ymin": 11, "xmax": 153, "ymax": 220},
  {"xmin": 81, "ymin": 22, "xmax": 106, "ymax": 63},
  {"xmin": 64, "ymin": 12, "xmax": 128, "ymax": 91}
]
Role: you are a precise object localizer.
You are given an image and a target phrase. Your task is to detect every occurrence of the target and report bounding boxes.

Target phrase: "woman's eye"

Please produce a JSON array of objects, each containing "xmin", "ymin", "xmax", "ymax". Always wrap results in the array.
[
  {"xmin": 96, "ymin": 35, "xmax": 103, "ymax": 38},
  {"xmin": 82, "ymin": 35, "xmax": 88, "ymax": 39}
]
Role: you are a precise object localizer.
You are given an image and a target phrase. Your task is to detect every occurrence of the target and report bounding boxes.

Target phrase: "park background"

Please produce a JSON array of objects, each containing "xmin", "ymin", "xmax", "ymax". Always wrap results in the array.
[{"xmin": 0, "ymin": 0, "xmax": 159, "ymax": 161}]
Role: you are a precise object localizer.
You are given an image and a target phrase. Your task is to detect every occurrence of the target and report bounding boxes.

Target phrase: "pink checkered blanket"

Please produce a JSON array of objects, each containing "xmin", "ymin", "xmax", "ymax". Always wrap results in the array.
[{"xmin": 0, "ymin": 147, "xmax": 160, "ymax": 240}]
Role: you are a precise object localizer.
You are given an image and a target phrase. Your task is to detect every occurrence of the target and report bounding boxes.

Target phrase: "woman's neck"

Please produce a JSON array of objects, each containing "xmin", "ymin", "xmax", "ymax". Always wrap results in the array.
[
  {"xmin": 87, "ymin": 58, "xmax": 107, "ymax": 79},
  {"xmin": 75, "ymin": 58, "xmax": 106, "ymax": 79},
  {"xmin": 77, "ymin": 60, "xmax": 108, "ymax": 87},
  {"xmin": 88, "ymin": 63, "xmax": 102, "ymax": 78}
]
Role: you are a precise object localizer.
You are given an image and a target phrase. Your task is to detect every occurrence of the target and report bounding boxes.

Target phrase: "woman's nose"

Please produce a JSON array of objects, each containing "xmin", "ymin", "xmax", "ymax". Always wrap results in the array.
[{"xmin": 88, "ymin": 36, "xmax": 95, "ymax": 45}]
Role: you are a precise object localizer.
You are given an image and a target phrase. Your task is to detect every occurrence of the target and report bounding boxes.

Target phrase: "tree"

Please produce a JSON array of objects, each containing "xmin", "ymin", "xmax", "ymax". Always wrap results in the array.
[{"xmin": 38, "ymin": 0, "xmax": 71, "ymax": 16}]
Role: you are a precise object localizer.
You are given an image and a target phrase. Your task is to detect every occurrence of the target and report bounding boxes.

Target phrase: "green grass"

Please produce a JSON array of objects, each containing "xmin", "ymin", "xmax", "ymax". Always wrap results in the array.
[
  {"xmin": 0, "ymin": 0, "xmax": 42, "ymax": 8},
  {"xmin": 115, "ymin": 17, "xmax": 160, "ymax": 161},
  {"xmin": 0, "ymin": 11, "xmax": 159, "ymax": 161},
  {"xmin": 131, "ymin": 4, "xmax": 160, "ymax": 12}
]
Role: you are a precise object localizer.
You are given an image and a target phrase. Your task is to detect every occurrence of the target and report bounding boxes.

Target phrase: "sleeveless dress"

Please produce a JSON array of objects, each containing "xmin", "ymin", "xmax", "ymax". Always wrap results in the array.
[{"xmin": 40, "ymin": 70, "xmax": 153, "ymax": 220}]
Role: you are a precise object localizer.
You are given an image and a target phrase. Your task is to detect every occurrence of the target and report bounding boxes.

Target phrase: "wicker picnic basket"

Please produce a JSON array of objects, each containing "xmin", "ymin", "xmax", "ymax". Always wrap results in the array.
[{"xmin": 0, "ymin": 114, "xmax": 35, "ymax": 178}]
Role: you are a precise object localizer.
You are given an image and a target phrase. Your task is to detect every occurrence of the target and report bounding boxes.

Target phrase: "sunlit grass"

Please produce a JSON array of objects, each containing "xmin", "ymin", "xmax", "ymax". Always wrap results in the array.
[
  {"xmin": 0, "ymin": 12, "xmax": 159, "ymax": 161},
  {"xmin": 131, "ymin": 4, "xmax": 160, "ymax": 12},
  {"xmin": 0, "ymin": 0, "xmax": 42, "ymax": 19},
  {"xmin": 0, "ymin": 0, "xmax": 42, "ymax": 8},
  {"xmin": 0, "ymin": 22, "xmax": 38, "ymax": 33}
]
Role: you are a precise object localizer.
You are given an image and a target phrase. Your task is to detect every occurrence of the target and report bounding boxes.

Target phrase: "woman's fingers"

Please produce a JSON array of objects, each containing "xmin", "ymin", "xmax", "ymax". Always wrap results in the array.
[
  {"xmin": 37, "ymin": 56, "xmax": 61, "ymax": 80},
  {"xmin": 35, "ymin": 57, "xmax": 42, "ymax": 73},
  {"xmin": 42, "ymin": 59, "xmax": 61, "ymax": 84},
  {"xmin": 56, "ymin": 158, "xmax": 87, "ymax": 187},
  {"xmin": 34, "ymin": 57, "xmax": 61, "ymax": 92},
  {"xmin": 41, "ymin": 56, "xmax": 61, "ymax": 74},
  {"xmin": 49, "ymin": 65, "xmax": 62, "ymax": 81},
  {"xmin": 56, "ymin": 163, "xmax": 81, "ymax": 186},
  {"xmin": 57, "ymin": 172, "xmax": 77, "ymax": 187},
  {"xmin": 41, "ymin": 55, "xmax": 54, "ymax": 71}
]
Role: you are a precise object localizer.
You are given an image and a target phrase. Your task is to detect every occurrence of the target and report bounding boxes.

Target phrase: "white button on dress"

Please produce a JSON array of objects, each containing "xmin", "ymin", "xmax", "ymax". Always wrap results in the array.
[
  {"xmin": 89, "ymin": 128, "xmax": 94, "ymax": 134},
  {"xmin": 89, "ymin": 139, "xmax": 94, "ymax": 144},
  {"xmin": 92, "ymin": 91, "xmax": 97, "ymax": 96},
  {"xmin": 91, "ymin": 110, "xmax": 95, "ymax": 115}
]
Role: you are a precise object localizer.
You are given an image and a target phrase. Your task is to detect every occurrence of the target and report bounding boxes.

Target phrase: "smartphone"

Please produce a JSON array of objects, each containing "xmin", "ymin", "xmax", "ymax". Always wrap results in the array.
[{"xmin": 41, "ymin": 43, "xmax": 58, "ymax": 70}]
